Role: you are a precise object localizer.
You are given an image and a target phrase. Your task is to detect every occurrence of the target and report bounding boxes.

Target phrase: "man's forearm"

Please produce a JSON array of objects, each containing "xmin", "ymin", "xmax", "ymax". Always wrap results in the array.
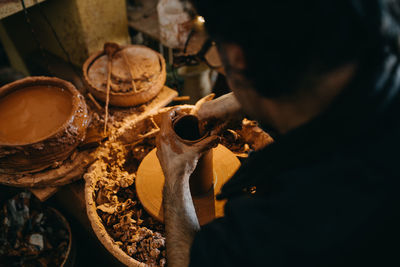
[{"xmin": 163, "ymin": 176, "xmax": 200, "ymax": 267}]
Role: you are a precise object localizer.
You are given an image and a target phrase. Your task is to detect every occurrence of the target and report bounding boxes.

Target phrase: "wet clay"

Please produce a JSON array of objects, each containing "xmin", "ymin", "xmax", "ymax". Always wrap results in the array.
[
  {"xmin": 173, "ymin": 114, "xmax": 213, "ymax": 196},
  {"xmin": 0, "ymin": 86, "xmax": 73, "ymax": 144}
]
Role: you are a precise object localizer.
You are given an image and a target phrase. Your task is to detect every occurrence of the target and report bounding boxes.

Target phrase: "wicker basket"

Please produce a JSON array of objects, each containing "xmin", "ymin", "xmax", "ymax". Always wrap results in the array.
[{"xmin": 84, "ymin": 106, "xmax": 184, "ymax": 266}]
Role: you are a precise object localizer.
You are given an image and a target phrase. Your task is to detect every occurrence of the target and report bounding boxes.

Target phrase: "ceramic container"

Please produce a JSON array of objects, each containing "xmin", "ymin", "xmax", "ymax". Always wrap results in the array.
[{"xmin": 0, "ymin": 76, "xmax": 90, "ymax": 174}]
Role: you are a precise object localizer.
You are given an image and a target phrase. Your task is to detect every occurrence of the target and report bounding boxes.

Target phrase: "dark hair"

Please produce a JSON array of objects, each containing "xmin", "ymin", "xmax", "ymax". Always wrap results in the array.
[{"xmin": 192, "ymin": 0, "xmax": 400, "ymax": 97}]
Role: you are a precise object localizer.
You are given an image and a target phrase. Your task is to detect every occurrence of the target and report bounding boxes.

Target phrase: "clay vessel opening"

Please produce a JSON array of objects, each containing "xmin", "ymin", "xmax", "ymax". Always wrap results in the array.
[
  {"xmin": 172, "ymin": 114, "xmax": 213, "ymax": 196},
  {"xmin": 0, "ymin": 86, "xmax": 73, "ymax": 145},
  {"xmin": 173, "ymin": 114, "xmax": 204, "ymax": 141}
]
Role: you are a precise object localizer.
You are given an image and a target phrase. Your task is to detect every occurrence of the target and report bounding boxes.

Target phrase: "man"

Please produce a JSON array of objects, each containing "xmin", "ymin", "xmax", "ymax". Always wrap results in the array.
[{"xmin": 156, "ymin": 0, "xmax": 400, "ymax": 266}]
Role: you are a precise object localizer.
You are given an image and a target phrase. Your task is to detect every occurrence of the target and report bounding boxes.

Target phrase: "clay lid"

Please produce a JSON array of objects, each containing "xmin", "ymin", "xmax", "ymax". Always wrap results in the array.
[
  {"xmin": 83, "ymin": 44, "xmax": 166, "ymax": 107},
  {"xmin": 87, "ymin": 45, "xmax": 164, "ymax": 94},
  {"xmin": 112, "ymin": 47, "xmax": 161, "ymax": 81}
]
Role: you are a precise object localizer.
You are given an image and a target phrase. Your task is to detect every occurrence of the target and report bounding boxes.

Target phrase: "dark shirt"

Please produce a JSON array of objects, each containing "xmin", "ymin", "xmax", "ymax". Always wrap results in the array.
[{"xmin": 189, "ymin": 52, "xmax": 400, "ymax": 266}]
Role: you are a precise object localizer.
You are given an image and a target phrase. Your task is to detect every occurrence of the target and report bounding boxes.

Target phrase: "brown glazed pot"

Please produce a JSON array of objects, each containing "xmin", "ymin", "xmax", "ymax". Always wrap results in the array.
[
  {"xmin": 172, "ymin": 114, "xmax": 214, "ymax": 196},
  {"xmin": 0, "ymin": 76, "xmax": 90, "ymax": 174},
  {"xmin": 82, "ymin": 44, "xmax": 166, "ymax": 107}
]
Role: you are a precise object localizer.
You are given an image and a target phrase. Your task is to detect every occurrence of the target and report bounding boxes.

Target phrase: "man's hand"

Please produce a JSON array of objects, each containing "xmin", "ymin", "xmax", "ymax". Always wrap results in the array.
[
  {"xmin": 156, "ymin": 107, "xmax": 219, "ymax": 267},
  {"xmin": 156, "ymin": 107, "xmax": 219, "ymax": 187},
  {"xmin": 191, "ymin": 93, "xmax": 216, "ymax": 116},
  {"xmin": 191, "ymin": 92, "xmax": 244, "ymax": 135}
]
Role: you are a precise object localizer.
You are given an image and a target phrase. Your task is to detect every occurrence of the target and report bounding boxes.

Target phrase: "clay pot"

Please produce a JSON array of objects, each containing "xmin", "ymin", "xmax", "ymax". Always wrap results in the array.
[
  {"xmin": 0, "ymin": 76, "xmax": 90, "ymax": 174},
  {"xmin": 83, "ymin": 44, "xmax": 166, "ymax": 107},
  {"xmin": 172, "ymin": 114, "xmax": 214, "ymax": 196}
]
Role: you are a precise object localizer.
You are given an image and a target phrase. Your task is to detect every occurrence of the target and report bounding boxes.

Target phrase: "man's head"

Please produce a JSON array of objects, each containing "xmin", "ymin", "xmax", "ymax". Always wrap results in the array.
[{"xmin": 192, "ymin": 0, "xmax": 400, "ymax": 133}]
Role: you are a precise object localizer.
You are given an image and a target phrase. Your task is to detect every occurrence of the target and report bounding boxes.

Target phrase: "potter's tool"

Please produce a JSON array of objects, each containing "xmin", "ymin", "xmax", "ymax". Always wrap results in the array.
[
  {"xmin": 135, "ymin": 114, "xmax": 240, "ymax": 225},
  {"xmin": 103, "ymin": 42, "xmax": 120, "ymax": 135},
  {"xmin": 121, "ymin": 49, "xmax": 138, "ymax": 92}
]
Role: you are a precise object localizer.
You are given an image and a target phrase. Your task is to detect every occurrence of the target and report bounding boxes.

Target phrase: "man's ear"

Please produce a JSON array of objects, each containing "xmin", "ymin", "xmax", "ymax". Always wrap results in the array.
[{"xmin": 220, "ymin": 43, "xmax": 247, "ymax": 71}]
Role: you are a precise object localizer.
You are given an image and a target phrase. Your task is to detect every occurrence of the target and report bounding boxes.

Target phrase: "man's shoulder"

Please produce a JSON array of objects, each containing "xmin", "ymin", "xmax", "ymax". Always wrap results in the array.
[{"xmin": 189, "ymin": 114, "xmax": 400, "ymax": 267}]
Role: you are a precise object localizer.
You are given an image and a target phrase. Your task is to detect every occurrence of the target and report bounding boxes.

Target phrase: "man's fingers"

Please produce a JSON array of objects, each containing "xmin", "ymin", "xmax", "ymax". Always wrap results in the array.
[
  {"xmin": 160, "ymin": 107, "xmax": 181, "ymax": 133},
  {"xmin": 196, "ymin": 93, "xmax": 216, "ymax": 107},
  {"xmin": 192, "ymin": 93, "xmax": 216, "ymax": 115}
]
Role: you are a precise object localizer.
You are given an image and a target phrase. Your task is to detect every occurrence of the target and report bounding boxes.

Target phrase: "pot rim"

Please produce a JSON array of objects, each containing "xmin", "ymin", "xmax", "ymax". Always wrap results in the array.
[
  {"xmin": 0, "ymin": 76, "xmax": 83, "ymax": 147},
  {"xmin": 172, "ymin": 114, "xmax": 210, "ymax": 144}
]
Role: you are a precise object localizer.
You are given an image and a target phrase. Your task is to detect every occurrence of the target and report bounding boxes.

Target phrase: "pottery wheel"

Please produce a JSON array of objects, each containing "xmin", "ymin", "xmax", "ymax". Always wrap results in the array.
[{"xmin": 136, "ymin": 145, "xmax": 240, "ymax": 226}]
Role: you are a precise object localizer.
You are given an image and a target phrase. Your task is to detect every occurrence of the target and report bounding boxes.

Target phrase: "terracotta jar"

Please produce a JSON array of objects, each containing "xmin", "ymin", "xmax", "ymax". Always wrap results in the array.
[
  {"xmin": 83, "ymin": 44, "xmax": 166, "ymax": 107},
  {"xmin": 0, "ymin": 76, "xmax": 90, "ymax": 174}
]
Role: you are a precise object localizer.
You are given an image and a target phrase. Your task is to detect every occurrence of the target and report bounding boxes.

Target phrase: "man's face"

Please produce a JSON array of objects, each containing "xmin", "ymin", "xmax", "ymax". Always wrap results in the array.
[{"xmin": 217, "ymin": 43, "xmax": 272, "ymax": 128}]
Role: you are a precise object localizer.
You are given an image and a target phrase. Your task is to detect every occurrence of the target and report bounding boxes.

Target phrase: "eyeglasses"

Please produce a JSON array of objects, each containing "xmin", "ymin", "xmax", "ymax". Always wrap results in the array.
[{"xmin": 173, "ymin": 29, "xmax": 223, "ymax": 70}]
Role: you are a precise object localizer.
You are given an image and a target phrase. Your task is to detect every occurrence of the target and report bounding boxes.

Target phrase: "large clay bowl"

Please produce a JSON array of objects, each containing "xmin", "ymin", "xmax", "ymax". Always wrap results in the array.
[
  {"xmin": 83, "ymin": 45, "xmax": 166, "ymax": 107},
  {"xmin": 0, "ymin": 76, "xmax": 90, "ymax": 174}
]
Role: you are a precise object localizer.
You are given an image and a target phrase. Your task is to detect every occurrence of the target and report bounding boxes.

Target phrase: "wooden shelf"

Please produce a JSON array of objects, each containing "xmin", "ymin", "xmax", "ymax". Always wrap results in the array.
[{"xmin": 0, "ymin": 0, "xmax": 46, "ymax": 20}]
